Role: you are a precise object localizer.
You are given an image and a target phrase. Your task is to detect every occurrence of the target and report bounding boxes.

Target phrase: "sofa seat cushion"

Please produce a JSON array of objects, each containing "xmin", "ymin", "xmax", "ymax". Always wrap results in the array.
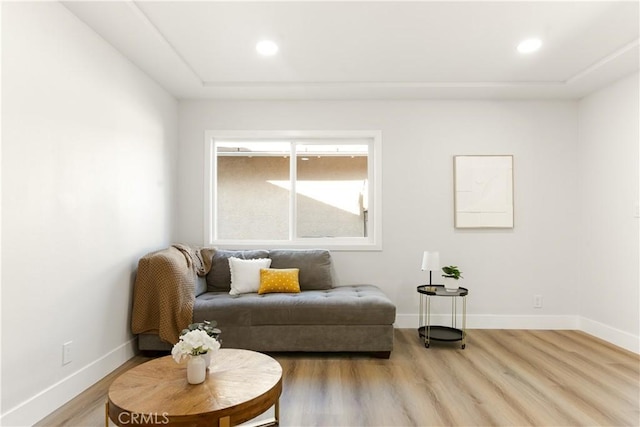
[{"xmin": 194, "ymin": 285, "xmax": 395, "ymax": 327}]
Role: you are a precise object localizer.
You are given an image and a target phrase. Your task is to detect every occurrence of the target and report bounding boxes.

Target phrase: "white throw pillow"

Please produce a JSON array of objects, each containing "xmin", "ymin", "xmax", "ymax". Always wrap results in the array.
[{"xmin": 228, "ymin": 257, "xmax": 272, "ymax": 295}]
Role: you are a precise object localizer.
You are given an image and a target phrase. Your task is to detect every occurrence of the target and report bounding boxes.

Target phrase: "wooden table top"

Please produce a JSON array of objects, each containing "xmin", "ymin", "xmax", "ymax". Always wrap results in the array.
[{"xmin": 108, "ymin": 349, "xmax": 283, "ymax": 426}]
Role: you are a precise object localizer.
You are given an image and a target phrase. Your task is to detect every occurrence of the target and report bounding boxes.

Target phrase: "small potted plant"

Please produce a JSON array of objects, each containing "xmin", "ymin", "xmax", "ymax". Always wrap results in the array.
[
  {"xmin": 441, "ymin": 265, "xmax": 463, "ymax": 292},
  {"xmin": 179, "ymin": 320, "xmax": 221, "ymax": 373},
  {"xmin": 181, "ymin": 320, "xmax": 221, "ymax": 341},
  {"xmin": 171, "ymin": 329, "xmax": 220, "ymax": 384}
]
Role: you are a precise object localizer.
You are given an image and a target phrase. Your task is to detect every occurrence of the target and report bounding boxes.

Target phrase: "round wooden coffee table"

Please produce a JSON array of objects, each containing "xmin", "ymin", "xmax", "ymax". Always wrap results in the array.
[{"xmin": 106, "ymin": 349, "xmax": 282, "ymax": 427}]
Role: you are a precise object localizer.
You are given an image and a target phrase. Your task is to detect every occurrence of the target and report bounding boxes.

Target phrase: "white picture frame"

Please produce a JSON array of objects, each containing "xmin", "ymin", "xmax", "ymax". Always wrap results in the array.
[{"xmin": 454, "ymin": 155, "xmax": 514, "ymax": 229}]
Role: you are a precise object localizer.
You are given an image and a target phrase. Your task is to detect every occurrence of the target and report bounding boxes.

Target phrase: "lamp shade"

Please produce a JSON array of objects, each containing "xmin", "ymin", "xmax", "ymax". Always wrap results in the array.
[{"xmin": 421, "ymin": 251, "xmax": 440, "ymax": 271}]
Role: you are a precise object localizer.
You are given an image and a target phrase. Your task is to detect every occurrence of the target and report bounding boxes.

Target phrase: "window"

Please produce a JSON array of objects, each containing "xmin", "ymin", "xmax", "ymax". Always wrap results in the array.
[{"xmin": 205, "ymin": 131, "xmax": 382, "ymax": 250}]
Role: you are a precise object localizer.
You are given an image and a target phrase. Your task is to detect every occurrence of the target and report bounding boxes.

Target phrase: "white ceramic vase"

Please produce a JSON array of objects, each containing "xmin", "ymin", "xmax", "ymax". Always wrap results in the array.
[
  {"xmin": 443, "ymin": 277, "xmax": 460, "ymax": 292},
  {"xmin": 203, "ymin": 351, "xmax": 212, "ymax": 369},
  {"xmin": 187, "ymin": 355, "xmax": 207, "ymax": 384}
]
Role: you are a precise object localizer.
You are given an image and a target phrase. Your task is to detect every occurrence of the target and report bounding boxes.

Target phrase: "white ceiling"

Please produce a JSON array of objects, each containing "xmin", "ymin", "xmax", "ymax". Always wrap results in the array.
[{"xmin": 63, "ymin": 1, "xmax": 640, "ymax": 100}]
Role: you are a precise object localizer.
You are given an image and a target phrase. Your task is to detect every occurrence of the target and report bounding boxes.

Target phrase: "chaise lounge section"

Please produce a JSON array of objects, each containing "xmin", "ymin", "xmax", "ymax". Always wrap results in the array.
[{"xmin": 133, "ymin": 246, "xmax": 396, "ymax": 357}]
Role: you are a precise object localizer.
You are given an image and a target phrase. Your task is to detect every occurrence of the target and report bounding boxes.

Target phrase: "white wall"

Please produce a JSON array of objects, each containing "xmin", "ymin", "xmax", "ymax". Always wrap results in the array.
[
  {"xmin": 178, "ymin": 99, "xmax": 581, "ymax": 329},
  {"xmin": 578, "ymin": 72, "xmax": 639, "ymax": 353},
  {"xmin": 1, "ymin": 3, "xmax": 177, "ymax": 425}
]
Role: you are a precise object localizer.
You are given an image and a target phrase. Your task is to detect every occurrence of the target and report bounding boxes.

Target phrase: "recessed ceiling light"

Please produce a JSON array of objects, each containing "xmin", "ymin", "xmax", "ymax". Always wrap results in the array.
[
  {"xmin": 517, "ymin": 38, "xmax": 542, "ymax": 54},
  {"xmin": 256, "ymin": 40, "xmax": 278, "ymax": 56}
]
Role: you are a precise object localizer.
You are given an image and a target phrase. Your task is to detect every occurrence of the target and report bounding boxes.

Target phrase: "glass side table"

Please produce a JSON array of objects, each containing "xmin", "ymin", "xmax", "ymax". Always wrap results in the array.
[{"xmin": 417, "ymin": 284, "xmax": 468, "ymax": 349}]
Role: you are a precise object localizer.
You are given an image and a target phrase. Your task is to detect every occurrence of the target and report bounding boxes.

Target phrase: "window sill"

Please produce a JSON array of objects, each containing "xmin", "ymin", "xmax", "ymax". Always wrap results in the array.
[{"xmin": 208, "ymin": 240, "xmax": 382, "ymax": 252}]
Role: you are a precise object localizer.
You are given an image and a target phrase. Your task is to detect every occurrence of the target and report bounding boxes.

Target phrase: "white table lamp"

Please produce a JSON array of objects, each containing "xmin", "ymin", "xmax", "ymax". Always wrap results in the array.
[{"xmin": 421, "ymin": 251, "xmax": 440, "ymax": 286}]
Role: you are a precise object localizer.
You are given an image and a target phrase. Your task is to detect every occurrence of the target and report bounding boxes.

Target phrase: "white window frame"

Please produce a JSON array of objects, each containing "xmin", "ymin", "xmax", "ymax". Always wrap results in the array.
[{"xmin": 204, "ymin": 130, "xmax": 382, "ymax": 251}]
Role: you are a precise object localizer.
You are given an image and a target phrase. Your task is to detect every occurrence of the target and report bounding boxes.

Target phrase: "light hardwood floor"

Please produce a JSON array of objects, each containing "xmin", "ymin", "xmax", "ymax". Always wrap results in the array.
[{"xmin": 37, "ymin": 329, "xmax": 639, "ymax": 427}]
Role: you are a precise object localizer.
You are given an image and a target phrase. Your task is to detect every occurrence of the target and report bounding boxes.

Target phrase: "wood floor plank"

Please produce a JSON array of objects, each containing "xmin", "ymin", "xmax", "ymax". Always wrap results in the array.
[
  {"xmin": 461, "ymin": 331, "xmax": 582, "ymax": 426},
  {"xmin": 36, "ymin": 330, "xmax": 639, "ymax": 427}
]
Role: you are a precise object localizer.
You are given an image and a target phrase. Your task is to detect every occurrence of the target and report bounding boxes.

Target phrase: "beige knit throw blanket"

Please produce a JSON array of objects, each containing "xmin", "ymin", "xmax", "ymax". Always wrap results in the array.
[{"xmin": 131, "ymin": 244, "xmax": 215, "ymax": 344}]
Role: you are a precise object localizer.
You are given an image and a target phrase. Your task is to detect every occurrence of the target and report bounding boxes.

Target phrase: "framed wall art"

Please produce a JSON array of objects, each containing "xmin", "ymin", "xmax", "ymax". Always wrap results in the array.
[{"xmin": 453, "ymin": 155, "xmax": 514, "ymax": 229}]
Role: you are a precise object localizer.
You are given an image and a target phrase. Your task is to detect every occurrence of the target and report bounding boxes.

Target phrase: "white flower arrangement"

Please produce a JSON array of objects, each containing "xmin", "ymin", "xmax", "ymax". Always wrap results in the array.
[{"xmin": 171, "ymin": 329, "xmax": 220, "ymax": 363}]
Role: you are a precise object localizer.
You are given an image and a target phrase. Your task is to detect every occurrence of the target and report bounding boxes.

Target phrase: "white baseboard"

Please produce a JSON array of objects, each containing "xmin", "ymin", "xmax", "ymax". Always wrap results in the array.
[
  {"xmin": 395, "ymin": 313, "xmax": 580, "ymax": 329},
  {"xmin": 579, "ymin": 316, "xmax": 640, "ymax": 354},
  {"xmin": 0, "ymin": 338, "xmax": 137, "ymax": 427}
]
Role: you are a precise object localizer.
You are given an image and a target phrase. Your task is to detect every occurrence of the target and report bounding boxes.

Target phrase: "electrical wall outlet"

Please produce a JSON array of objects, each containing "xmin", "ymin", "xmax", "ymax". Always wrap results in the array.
[
  {"xmin": 533, "ymin": 295, "xmax": 543, "ymax": 309},
  {"xmin": 62, "ymin": 341, "xmax": 72, "ymax": 365}
]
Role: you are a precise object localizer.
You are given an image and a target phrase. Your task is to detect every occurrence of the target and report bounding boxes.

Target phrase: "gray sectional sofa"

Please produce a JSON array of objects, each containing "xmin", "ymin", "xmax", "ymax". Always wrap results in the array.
[{"xmin": 136, "ymin": 248, "xmax": 396, "ymax": 357}]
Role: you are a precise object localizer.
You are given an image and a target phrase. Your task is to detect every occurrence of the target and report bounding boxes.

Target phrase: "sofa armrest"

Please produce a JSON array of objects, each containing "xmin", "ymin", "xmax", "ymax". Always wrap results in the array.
[{"xmin": 131, "ymin": 247, "xmax": 196, "ymax": 344}]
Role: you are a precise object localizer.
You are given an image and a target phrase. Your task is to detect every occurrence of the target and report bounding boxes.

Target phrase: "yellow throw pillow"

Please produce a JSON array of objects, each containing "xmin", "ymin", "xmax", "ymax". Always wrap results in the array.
[{"xmin": 259, "ymin": 268, "xmax": 301, "ymax": 294}]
